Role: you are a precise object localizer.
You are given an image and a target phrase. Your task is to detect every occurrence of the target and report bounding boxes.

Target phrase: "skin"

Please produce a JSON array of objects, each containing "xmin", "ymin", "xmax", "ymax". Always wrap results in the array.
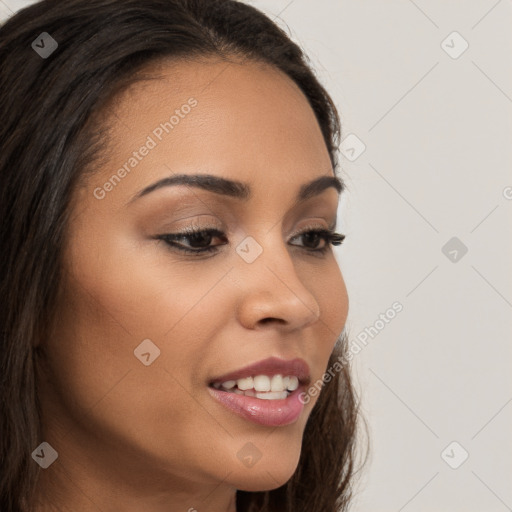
[{"xmin": 33, "ymin": 56, "xmax": 349, "ymax": 512}]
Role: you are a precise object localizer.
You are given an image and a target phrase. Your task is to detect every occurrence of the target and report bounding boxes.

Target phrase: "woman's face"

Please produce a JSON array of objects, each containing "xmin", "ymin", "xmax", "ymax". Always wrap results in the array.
[{"xmin": 37, "ymin": 57, "xmax": 349, "ymax": 508}]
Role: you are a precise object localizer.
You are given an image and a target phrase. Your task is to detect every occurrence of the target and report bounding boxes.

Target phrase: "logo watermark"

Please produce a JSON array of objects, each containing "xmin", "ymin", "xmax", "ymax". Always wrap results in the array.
[
  {"xmin": 93, "ymin": 97, "xmax": 198, "ymax": 200},
  {"xmin": 299, "ymin": 301, "xmax": 403, "ymax": 404}
]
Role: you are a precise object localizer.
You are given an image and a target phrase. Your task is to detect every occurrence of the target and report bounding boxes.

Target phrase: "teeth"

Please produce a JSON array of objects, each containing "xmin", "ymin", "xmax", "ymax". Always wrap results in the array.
[
  {"xmin": 243, "ymin": 374, "xmax": 299, "ymax": 392},
  {"xmin": 214, "ymin": 374, "xmax": 300, "ymax": 394},
  {"xmin": 253, "ymin": 375, "xmax": 271, "ymax": 392},
  {"xmin": 287, "ymin": 376, "xmax": 299, "ymax": 391},
  {"xmin": 256, "ymin": 391, "xmax": 288, "ymax": 400},
  {"xmin": 237, "ymin": 377, "xmax": 253, "ymax": 391},
  {"xmin": 227, "ymin": 388, "xmax": 288, "ymax": 400},
  {"xmin": 270, "ymin": 374, "xmax": 284, "ymax": 392}
]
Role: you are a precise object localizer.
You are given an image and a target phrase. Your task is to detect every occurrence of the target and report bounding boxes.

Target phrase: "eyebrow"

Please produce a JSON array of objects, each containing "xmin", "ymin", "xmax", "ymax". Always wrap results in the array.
[{"xmin": 127, "ymin": 172, "xmax": 344, "ymax": 205}]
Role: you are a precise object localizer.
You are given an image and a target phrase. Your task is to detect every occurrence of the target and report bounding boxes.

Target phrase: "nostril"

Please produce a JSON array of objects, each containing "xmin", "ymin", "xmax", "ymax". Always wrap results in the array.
[{"xmin": 259, "ymin": 317, "xmax": 284, "ymax": 325}]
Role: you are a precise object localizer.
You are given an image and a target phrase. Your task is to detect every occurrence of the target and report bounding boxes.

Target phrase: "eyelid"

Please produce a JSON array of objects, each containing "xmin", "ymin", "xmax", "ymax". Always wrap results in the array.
[
  {"xmin": 168, "ymin": 220, "xmax": 336, "ymax": 242},
  {"xmin": 288, "ymin": 219, "xmax": 336, "ymax": 239}
]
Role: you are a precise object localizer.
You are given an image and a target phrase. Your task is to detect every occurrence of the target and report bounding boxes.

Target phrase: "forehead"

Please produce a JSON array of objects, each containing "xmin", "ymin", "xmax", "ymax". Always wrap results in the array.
[{"xmin": 83, "ymin": 56, "xmax": 334, "ymax": 208}]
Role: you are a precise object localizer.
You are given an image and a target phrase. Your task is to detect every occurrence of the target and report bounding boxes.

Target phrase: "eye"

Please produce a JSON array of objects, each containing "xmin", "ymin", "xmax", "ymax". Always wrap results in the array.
[
  {"xmin": 155, "ymin": 226, "xmax": 345, "ymax": 256},
  {"xmin": 289, "ymin": 227, "xmax": 345, "ymax": 254},
  {"xmin": 156, "ymin": 227, "xmax": 227, "ymax": 255}
]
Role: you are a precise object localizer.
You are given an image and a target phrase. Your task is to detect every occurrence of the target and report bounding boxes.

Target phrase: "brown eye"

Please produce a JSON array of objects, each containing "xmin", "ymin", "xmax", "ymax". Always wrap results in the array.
[
  {"xmin": 157, "ymin": 228, "xmax": 227, "ymax": 254},
  {"xmin": 300, "ymin": 230, "xmax": 326, "ymax": 249},
  {"xmin": 290, "ymin": 229, "xmax": 345, "ymax": 254}
]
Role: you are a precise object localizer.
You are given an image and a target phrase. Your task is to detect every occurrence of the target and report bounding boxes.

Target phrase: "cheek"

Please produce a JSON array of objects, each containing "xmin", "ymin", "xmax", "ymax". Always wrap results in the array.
[
  {"xmin": 325, "ymin": 267, "xmax": 348, "ymax": 318},
  {"xmin": 42, "ymin": 263, "xmax": 235, "ymax": 474},
  {"xmin": 306, "ymin": 259, "xmax": 348, "ymax": 339},
  {"xmin": 53, "ymin": 230, "xmax": 230, "ymax": 391},
  {"xmin": 42, "ymin": 230, "xmax": 229, "ymax": 455},
  {"xmin": 62, "ymin": 221, "xmax": 225, "ymax": 338},
  {"xmin": 301, "ymin": 260, "xmax": 348, "ymax": 388}
]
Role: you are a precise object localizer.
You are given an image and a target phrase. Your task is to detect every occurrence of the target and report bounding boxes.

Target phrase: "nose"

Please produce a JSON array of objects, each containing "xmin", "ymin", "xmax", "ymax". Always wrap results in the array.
[{"xmin": 234, "ymin": 235, "xmax": 321, "ymax": 332}]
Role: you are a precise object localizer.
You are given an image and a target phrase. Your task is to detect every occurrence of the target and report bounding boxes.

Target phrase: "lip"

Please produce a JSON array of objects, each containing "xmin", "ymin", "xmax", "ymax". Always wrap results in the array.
[
  {"xmin": 208, "ymin": 385, "xmax": 307, "ymax": 426},
  {"xmin": 208, "ymin": 356, "xmax": 311, "ymax": 386}
]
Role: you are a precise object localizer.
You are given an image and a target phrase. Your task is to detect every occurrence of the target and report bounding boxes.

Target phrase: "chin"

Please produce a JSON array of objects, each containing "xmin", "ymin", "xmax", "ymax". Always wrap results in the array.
[
  {"xmin": 228, "ymin": 448, "xmax": 301, "ymax": 492},
  {"xmin": 232, "ymin": 471, "xmax": 295, "ymax": 493}
]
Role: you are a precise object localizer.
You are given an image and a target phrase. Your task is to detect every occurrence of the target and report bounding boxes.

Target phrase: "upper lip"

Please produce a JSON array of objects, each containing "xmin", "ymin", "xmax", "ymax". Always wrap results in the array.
[{"xmin": 208, "ymin": 357, "xmax": 311, "ymax": 386}]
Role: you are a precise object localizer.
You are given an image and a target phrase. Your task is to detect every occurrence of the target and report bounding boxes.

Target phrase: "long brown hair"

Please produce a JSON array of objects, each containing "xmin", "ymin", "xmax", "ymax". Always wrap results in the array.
[{"xmin": 0, "ymin": 1, "xmax": 365, "ymax": 510}]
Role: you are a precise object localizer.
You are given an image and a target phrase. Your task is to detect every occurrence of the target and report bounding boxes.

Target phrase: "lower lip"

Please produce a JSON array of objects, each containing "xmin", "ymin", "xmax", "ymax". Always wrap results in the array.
[{"xmin": 208, "ymin": 386, "xmax": 306, "ymax": 427}]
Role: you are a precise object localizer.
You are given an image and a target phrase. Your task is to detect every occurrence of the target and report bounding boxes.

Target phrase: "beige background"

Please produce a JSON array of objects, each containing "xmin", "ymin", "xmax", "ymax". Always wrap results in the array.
[{"xmin": 2, "ymin": 1, "xmax": 511, "ymax": 510}]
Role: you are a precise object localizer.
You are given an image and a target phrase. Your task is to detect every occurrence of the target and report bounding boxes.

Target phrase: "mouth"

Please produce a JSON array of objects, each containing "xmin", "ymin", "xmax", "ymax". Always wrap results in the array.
[
  {"xmin": 207, "ymin": 356, "xmax": 310, "ymax": 399},
  {"xmin": 207, "ymin": 357, "xmax": 310, "ymax": 426},
  {"xmin": 208, "ymin": 374, "xmax": 301, "ymax": 400}
]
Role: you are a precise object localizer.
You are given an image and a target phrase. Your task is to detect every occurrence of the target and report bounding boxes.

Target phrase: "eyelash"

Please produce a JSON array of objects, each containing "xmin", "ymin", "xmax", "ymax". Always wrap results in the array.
[{"xmin": 156, "ymin": 225, "xmax": 345, "ymax": 256}]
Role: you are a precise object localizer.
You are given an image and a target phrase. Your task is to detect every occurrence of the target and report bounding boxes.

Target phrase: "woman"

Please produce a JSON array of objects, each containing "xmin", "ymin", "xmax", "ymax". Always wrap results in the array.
[{"xmin": 0, "ymin": 1, "xmax": 363, "ymax": 510}]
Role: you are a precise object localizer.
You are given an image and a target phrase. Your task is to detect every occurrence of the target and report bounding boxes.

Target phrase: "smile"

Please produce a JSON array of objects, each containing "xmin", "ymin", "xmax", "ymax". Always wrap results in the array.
[
  {"xmin": 207, "ymin": 357, "xmax": 310, "ymax": 426},
  {"xmin": 210, "ymin": 374, "xmax": 300, "ymax": 400}
]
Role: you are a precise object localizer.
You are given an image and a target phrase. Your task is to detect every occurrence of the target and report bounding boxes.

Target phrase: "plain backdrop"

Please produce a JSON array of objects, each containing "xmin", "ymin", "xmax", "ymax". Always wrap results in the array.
[{"xmin": 2, "ymin": 1, "xmax": 511, "ymax": 511}]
